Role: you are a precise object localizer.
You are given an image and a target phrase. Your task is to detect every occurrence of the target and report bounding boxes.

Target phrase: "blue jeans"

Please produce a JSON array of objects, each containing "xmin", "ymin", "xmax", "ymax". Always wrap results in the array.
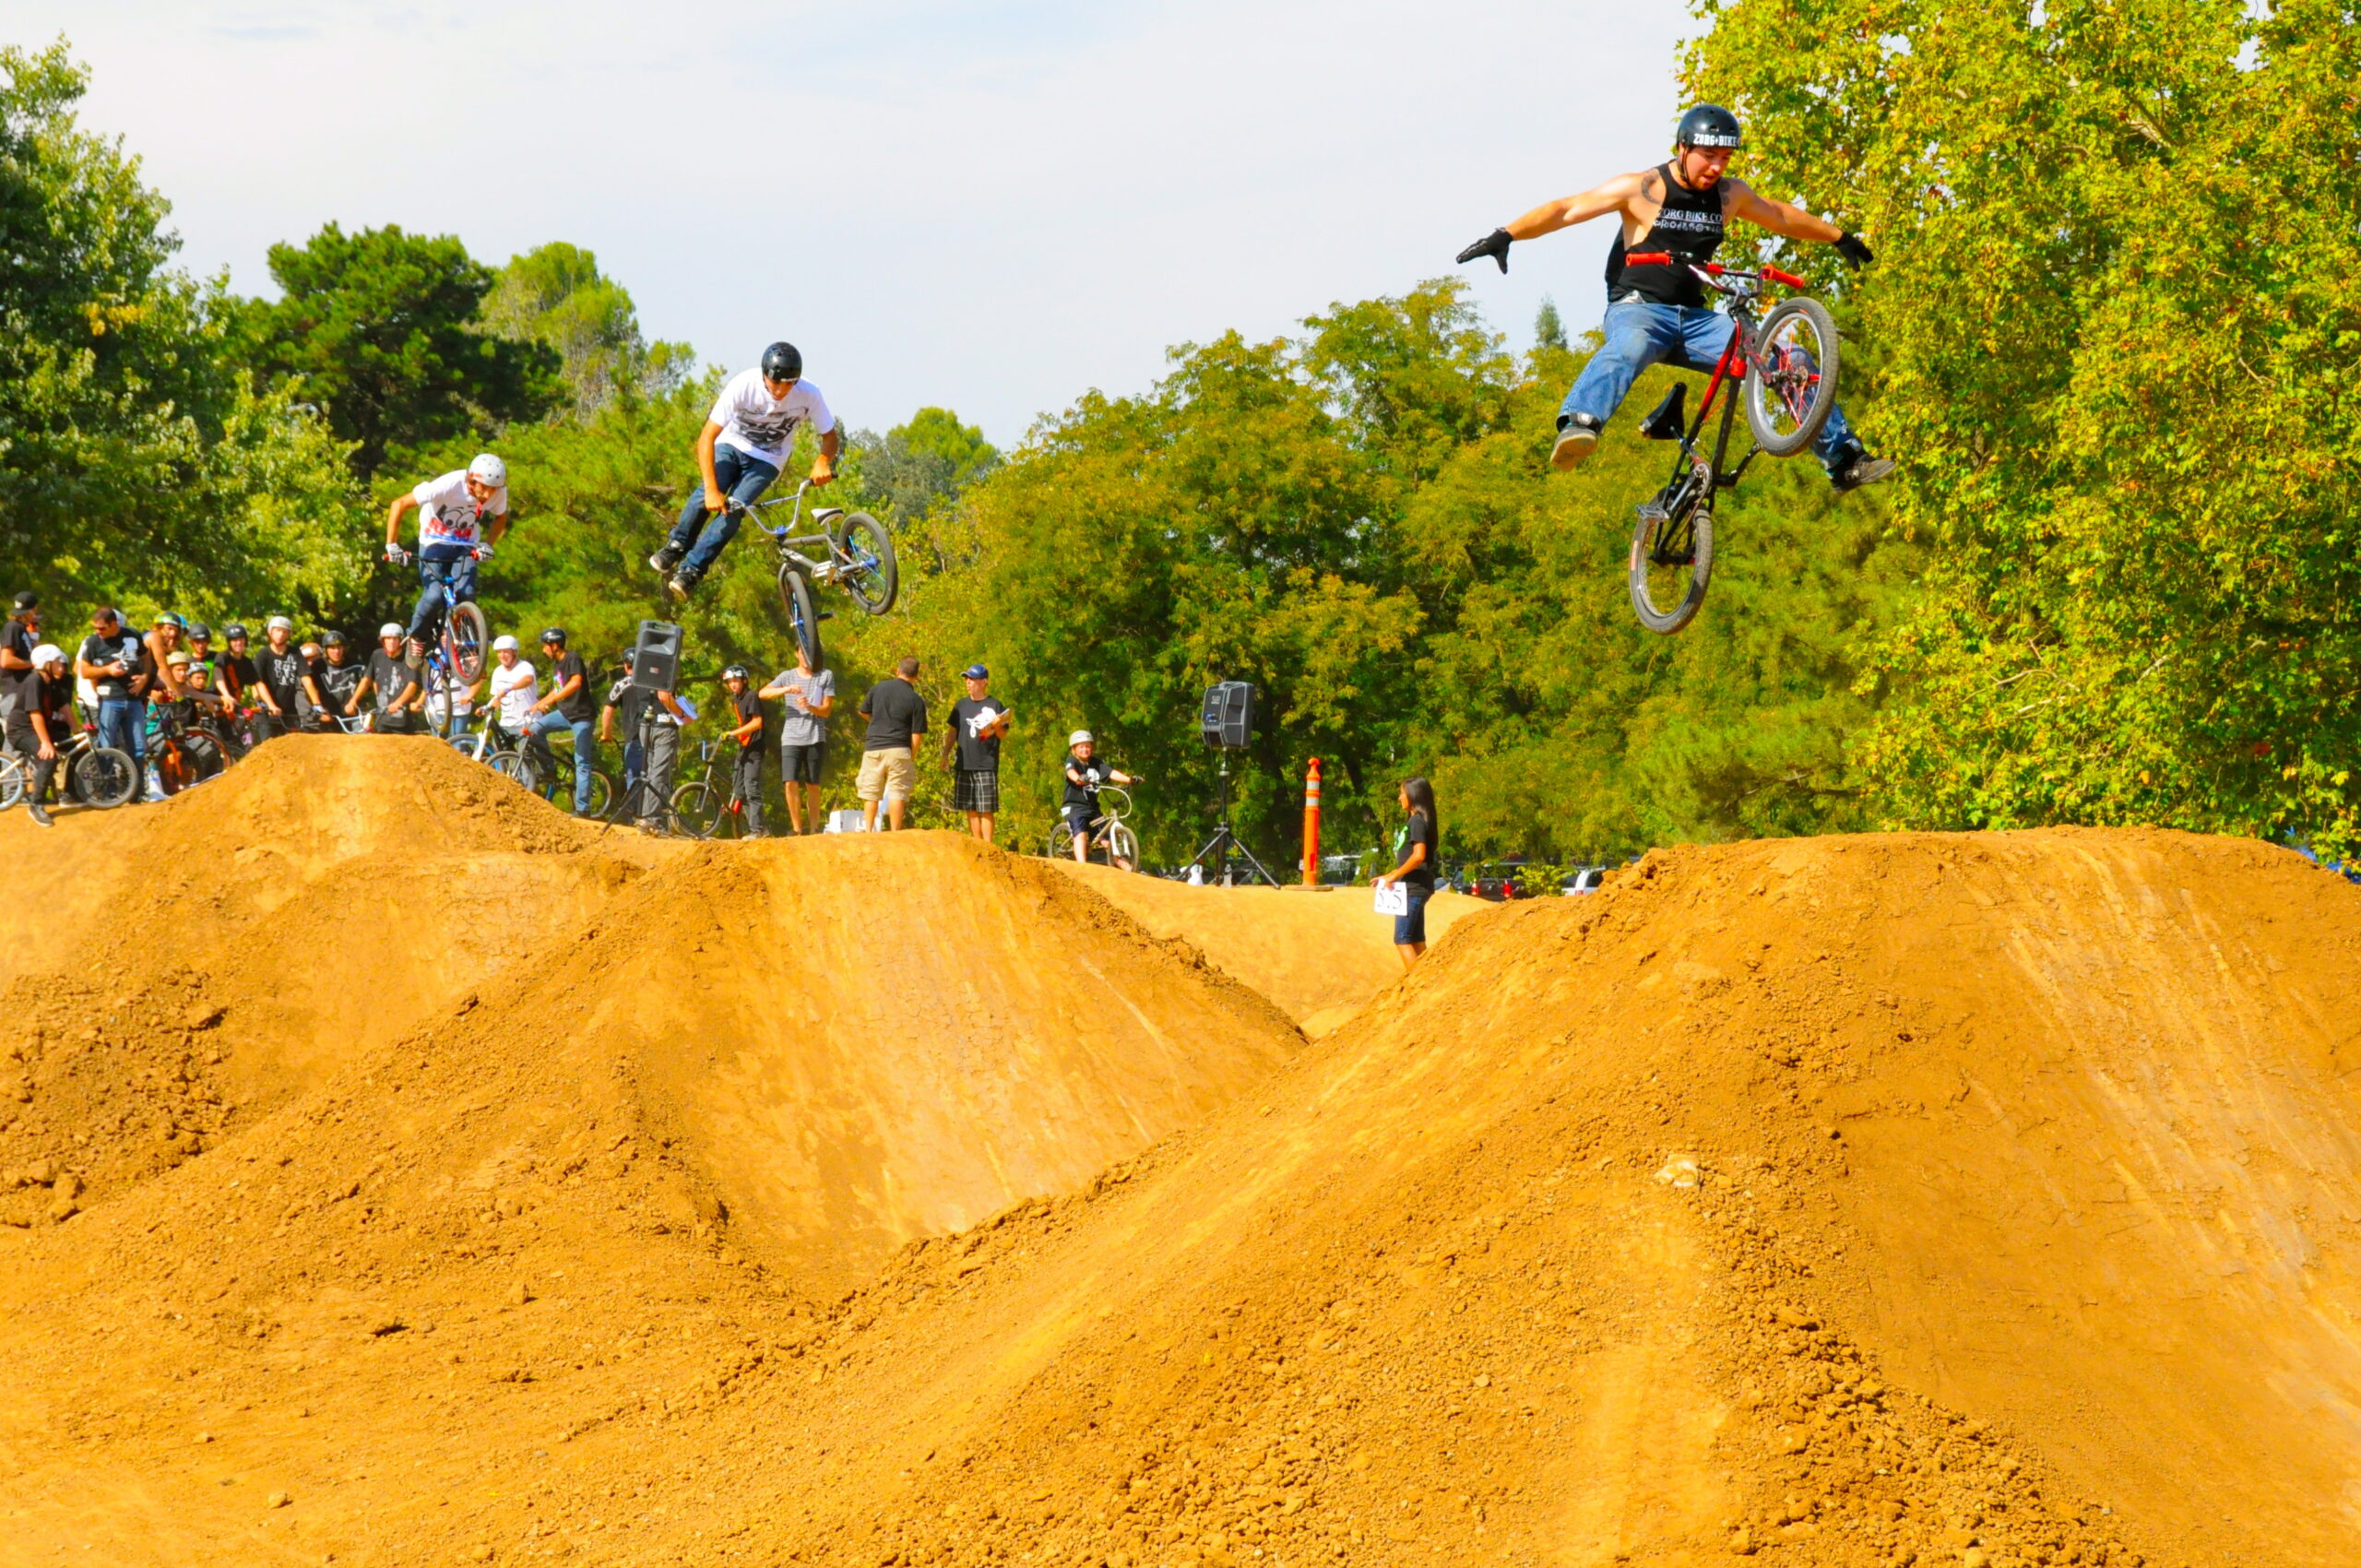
[
  {"xmin": 407, "ymin": 546, "xmax": 479, "ymax": 643},
  {"xmin": 97, "ymin": 695, "xmax": 144, "ymax": 760},
  {"xmin": 1394, "ymin": 885, "xmax": 1431, "ymax": 946},
  {"xmin": 668, "ymin": 445, "xmax": 780, "ymax": 581},
  {"xmin": 524, "ymin": 709, "xmax": 599, "ymax": 814},
  {"xmin": 1560, "ymin": 300, "xmax": 1861, "ymax": 477}
]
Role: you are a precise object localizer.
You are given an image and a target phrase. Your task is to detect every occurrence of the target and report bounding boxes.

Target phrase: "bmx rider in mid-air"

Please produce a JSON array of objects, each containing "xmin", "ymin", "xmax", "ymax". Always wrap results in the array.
[
  {"xmin": 386, "ymin": 453, "xmax": 510, "ymax": 644},
  {"xmin": 649, "ymin": 340, "xmax": 839, "ymax": 602},
  {"xmin": 1457, "ymin": 102, "xmax": 1894, "ymax": 493}
]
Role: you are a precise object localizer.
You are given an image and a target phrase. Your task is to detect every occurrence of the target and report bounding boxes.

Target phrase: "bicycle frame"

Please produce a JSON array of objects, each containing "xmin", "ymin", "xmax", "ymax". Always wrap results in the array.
[{"xmin": 731, "ymin": 481, "xmax": 866, "ymax": 586}]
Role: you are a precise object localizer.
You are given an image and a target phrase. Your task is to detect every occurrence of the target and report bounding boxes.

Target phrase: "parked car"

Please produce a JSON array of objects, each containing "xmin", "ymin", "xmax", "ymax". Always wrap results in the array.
[
  {"xmin": 1465, "ymin": 861, "xmax": 1529, "ymax": 902},
  {"xmin": 1560, "ymin": 866, "xmax": 1608, "ymax": 895}
]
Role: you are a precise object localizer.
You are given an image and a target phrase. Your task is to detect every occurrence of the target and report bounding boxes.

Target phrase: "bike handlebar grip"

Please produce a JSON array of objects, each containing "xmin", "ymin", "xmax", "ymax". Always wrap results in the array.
[
  {"xmin": 1763, "ymin": 266, "xmax": 1809, "ymax": 289},
  {"xmin": 1624, "ymin": 252, "xmax": 1672, "ymax": 265}
]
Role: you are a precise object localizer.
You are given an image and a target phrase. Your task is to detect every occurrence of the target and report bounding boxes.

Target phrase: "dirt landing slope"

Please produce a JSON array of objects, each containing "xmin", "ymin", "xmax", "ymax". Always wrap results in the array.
[
  {"xmin": 706, "ymin": 828, "xmax": 2361, "ymax": 1568},
  {"xmin": 1054, "ymin": 863, "xmax": 1489, "ymax": 1034}
]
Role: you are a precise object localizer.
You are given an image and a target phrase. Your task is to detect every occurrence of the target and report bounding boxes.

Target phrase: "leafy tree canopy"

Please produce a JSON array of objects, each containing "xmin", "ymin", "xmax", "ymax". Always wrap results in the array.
[{"xmin": 480, "ymin": 242, "xmax": 691, "ymax": 420}]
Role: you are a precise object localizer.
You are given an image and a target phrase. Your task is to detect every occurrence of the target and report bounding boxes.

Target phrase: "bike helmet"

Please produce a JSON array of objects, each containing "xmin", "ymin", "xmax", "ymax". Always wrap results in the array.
[
  {"xmin": 540, "ymin": 625, "xmax": 567, "ymax": 646},
  {"xmin": 153, "ymin": 611, "xmax": 186, "ymax": 631},
  {"xmin": 468, "ymin": 452, "xmax": 508, "ymax": 488},
  {"xmin": 379, "ymin": 623, "xmax": 405, "ymax": 640},
  {"xmin": 1676, "ymin": 103, "xmax": 1743, "ymax": 149},
  {"xmin": 186, "ymin": 622, "xmax": 211, "ymax": 641},
  {"xmin": 760, "ymin": 341, "xmax": 803, "ymax": 382},
  {"xmin": 223, "ymin": 623, "xmax": 248, "ymax": 640},
  {"xmin": 267, "ymin": 615, "xmax": 294, "ymax": 633},
  {"xmin": 321, "ymin": 630, "xmax": 345, "ymax": 647},
  {"xmin": 492, "ymin": 635, "xmax": 519, "ymax": 652},
  {"xmin": 1070, "ymin": 730, "xmax": 1094, "ymax": 747},
  {"xmin": 30, "ymin": 643, "xmax": 64, "ymax": 667},
  {"xmin": 722, "ymin": 664, "xmax": 749, "ymax": 682}
]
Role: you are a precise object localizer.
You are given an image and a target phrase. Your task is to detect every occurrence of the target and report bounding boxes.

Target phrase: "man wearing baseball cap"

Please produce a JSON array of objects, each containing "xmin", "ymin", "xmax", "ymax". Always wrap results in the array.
[
  {"xmin": 7, "ymin": 643, "xmax": 72, "ymax": 826},
  {"xmin": 945, "ymin": 663, "xmax": 1012, "ymax": 844},
  {"xmin": 1, "ymin": 590, "xmax": 40, "ymax": 735}
]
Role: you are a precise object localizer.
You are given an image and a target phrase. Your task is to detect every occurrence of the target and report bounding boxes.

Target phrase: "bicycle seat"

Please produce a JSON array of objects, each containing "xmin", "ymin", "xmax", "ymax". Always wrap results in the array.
[
  {"xmin": 814, "ymin": 506, "xmax": 845, "ymax": 524},
  {"xmin": 1639, "ymin": 383, "xmax": 1689, "ymax": 441}
]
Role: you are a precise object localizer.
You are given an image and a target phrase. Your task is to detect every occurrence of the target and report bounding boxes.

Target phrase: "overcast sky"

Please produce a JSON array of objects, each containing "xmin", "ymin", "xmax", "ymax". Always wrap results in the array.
[{"xmin": 8, "ymin": 1, "xmax": 1695, "ymax": 445}]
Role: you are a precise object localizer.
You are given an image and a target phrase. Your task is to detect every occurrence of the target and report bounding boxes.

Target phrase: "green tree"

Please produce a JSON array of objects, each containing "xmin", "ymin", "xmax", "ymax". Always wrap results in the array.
[
  {"xmin": 1534, "ymin": 295, "xmax": 1568, "ymax": 352},
  {"xmin": 479, "ymin": 242, "xmax": 691, "ymax": 419},
  {"xmin": 1687, "ymin": 0, "xmax": 2361, "ymax": 856},
  {"xmin": 253, "ymin": 223, "xmax": 560, "ymax": 478},
  {"xmin": 855, "ymin": 407, "xmax": 1002, "ymax": 536},
  {"xmin": 0, "ymin": 40, "xmax": 363, "ymax": 620}
]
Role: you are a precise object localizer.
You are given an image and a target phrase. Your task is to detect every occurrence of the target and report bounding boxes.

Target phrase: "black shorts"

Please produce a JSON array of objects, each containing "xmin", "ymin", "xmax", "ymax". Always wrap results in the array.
[
  {"xmin": 1063, "ymin": 802, "xmax": 1097, "ymax": 838},
  {"xmin": 954, "ymin": 767, "xmax": 1000, "ymax": 814},
  {"xmin": 780, "ymin": 741, "xmax": 826, "ymax": 784}
]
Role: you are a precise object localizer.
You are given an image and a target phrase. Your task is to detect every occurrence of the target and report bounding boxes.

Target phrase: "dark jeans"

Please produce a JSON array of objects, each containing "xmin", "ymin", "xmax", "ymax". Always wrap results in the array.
[
  {"xmin": 733, "ymin": 746, "xmax": 765, "ymax": 835},
  {"xmin": 623, "ymin": 722, "xmax": 681, "ymax": 826},
  {"xmin": 1394, "ymin": 885, "xmax": 1432, "ymax": 945},
  {"xmin": 407, "ymin": 546, "xmax": 480, "ymax": 643},
  {"xmin": 668, "ymin": 445, "xmax": 780, "ymax": 582},
  {"xmin": 5, "ymin": 715, "xmax": 58, "ymax": 807},
  {"xmin": 524, "ymin": 710, "xmax": 599, "ymax": 814}
]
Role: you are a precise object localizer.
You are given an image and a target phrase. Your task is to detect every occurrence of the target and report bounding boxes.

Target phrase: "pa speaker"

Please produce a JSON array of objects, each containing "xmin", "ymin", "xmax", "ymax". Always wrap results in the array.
[
  {"xmin": 631, "ymin": 620, "xmax": 682, "ymax": 693},
  {"xmin": 1200, "ymin": 681, "xmax": 1254, "ymax": 749}
]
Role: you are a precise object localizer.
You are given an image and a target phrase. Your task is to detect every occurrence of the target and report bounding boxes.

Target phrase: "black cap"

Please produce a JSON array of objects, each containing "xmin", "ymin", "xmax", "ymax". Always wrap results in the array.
[{"xmin": 10, "ymin": 590, "xmax": 35, "ymax": 612}]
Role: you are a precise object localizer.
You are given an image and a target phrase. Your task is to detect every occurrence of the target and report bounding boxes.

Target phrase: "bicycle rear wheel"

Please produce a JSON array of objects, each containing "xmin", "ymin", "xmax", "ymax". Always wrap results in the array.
[
  {"xmin": 1049, "ymin": 823, "xmax": 1078, "ymax": 861},
  {"xmin": 580, "ymin": 767, "xmax": 616, "ymax": 820},
  {"xmin": 1744, "ymin": 297, "xmax": 1840, "ymax": 457},
  {"xmin": 836, "ymin": 513, "xmax": 899, "ymax": 615},
  {"xmin": 448, "ymin": 602, "xmax": 490, "ymax": 682},
  {"xmin": 670, "ymin": 780, "xmax": 721, "ymax": 839},
  {"xmin": 1628, "ymin": 493, "xmax": 1715, "ymax": 636},
  {"xmin": 72, "ymin": 746, "xmax": 139, "ymax": 808},
  {"xmin": 777, "ymin": 564, "xmax": 824, "ymax": 670},
  {"xmin": 0, "ymin": 753, "xmax": 25, "ymax": 810}
]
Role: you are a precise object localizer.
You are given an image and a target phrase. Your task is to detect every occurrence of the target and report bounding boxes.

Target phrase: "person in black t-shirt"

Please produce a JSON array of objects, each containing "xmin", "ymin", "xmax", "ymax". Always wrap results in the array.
[
  {"xmin": 316, "ymin": 633, "xmax": 367, "ymax": 731},
  {"xmin": 354, "ymin": 626, "xmax": 424, "ymax": 733},
  {"xmin": 1, "ymin": 591, "xmax": 41, "ymax": 735},
  {"xmin": 721, "ymin": 665, "xmax": 766, "ymax": 836},
  {"xmin": 251, "ymin": 617, "xmax": 314, "ymax": 739},
  {"xmin": 76, "ymin": 607, "xmax": 153, "ymax": 764},
  {"xmin": 944, "ymin": 663, "xmax": 1013, "ymax": 844},
  {"xmin": 1374, "ymin": 776, "xmax": 1442, "ymax": 968},
  {"xmin": 521, "ymin": 626, "xmax": 600, "ymax": 815},
  {"xmin": 7, "ymin": 644, "xmax": 73, "ymax": 826},
  {"xmin": 215, "ymin": 624, "xmax": 258, "ymax": 709},
  {"xmin": 856, "ymin": 656, "xmax": 929, "ymax": 832},
  {"xmin": 1061, "ymin": 731, "xmax": 1140, "ymax": 864}
]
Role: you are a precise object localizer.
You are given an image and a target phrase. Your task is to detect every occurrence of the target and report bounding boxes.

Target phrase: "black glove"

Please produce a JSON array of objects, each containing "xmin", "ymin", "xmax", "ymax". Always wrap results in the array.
[
  {"xmin": 1833, "ymin": 232, "xmax": 1875, "ymax": 269},
  {"xmin": 1456, "ymin": 227, "xmax": 1513, "ymax": 274}
]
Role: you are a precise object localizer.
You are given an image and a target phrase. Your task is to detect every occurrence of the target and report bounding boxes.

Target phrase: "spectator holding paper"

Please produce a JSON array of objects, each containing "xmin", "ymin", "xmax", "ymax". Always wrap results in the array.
[{"xmin": 1374, "ymin": 776, "xmax": 1441, "ymax": 970}]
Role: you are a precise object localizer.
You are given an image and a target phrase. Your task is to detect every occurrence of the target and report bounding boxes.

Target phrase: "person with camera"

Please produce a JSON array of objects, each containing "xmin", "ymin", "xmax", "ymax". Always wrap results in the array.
[
  {"xmin": 759, "ymin": 642, "xmax": 833, "ymax": 835},
  {"xmin": 77, "ymin": 607, "xmax": 154, "ymax": 766},
  {"xmin": 857, "ymin": 656, "xmax": 928, "ymax": 833},
  {"xmin": 1373, "ymin": 776, "xmax": 1442, "ymax": 970},
  {"xmin": 8, "ymin": 644, "xmax": 73, "ymax": 826},
  {"xmin": 599, "ymin": 661, "xmax": 694, "ymax": 832},
  {"xmin": 1062, "ymin": 731, "xmax": 1140, "ymax": 864}
]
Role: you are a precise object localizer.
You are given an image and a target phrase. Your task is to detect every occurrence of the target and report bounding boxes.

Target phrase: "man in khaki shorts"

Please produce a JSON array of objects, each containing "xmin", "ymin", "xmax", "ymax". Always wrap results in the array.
[{"xmin": 857, "ymin": 655, "xmax": 928, "ymax": 831}]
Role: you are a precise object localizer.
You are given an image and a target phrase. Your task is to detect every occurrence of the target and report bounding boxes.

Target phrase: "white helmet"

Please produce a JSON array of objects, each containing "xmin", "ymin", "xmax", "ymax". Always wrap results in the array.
[
  {"xmin": 1069, "ymin": 730, "xmax": 1094, "ymax": 746},
  {"xmin": 492, "ymin": 634, "xmax": 519, "ymax": 652},
  {"xmin": 468, "ymin": 453, "xmax": 507, "ymax": 487},
  {"xmin": 379, "ymin": 623, "xmax": 405, "ymax": 640},
  {"xmin": 267, "ymin": 615, "xmax": 294, "ymax": 632},
  {"xmin": 30, "ymin": 643, "xmax": 64, "ymax": 668}
]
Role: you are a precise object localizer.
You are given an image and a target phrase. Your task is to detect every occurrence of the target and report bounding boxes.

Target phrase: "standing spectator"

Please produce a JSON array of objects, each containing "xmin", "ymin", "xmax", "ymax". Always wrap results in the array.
[
  {"xmin": 720, "ymin": 665, "xmax": 765, "ymax": 837},
  {"xmin": 945, "ymin": 663, "xmax": 1013, "ymax": 844},
  {"xmin": 522, "ymin": 626, "xmax": 599, "ymax": 815},
  {"xmin": 215, "ymin": 624, "xmax": 257, "ymax": 709},
  {"xmin": 1, "ymin": 591, "xmax": 41, "ymax": 734},
  {"xmin": 485, "ymin": 636, "xmax": 538, "ymax": 743},
  {"xmin": 758, "ymin": 643, "xmax": 833, "ymax": 835},
  {"xmin": 317, "ymin": 632, "xmax": 366, "ymax": 730},
  {"xmin": 7, "ymin": 644, "xmax": 72, "ymax": 827},
  {"xmin": 599, "ymin": 663, "xmax": 693, "ymax": 832},
  {"xmin": 1373, "ymin": 777, "xmax": 1441, "ymax": 970},
  {"xmin": 1061, "ymin": 731, "xmax": 1140, "ymax": 865},
  {"xmin": 856, "ymin": 656, "xmax": 928, "ymax": 832},
  {"xmin": 77, "ymin": 608, "xmax": 152, "ymax": 763},
  {"xmin": 253, "ymin": 616, "xmax": 314, "ymax": 738},
  {"xmin": 183, "ymin": 623, "xmax": 216, "ymax": 682},
  {"xmin": 354, "ymin": 626, "xmax": 424, "ymax": 734}
]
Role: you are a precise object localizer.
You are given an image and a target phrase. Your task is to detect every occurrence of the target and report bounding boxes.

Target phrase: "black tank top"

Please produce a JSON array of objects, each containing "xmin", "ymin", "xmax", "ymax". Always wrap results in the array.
[{"xmin": 1604, "ymin": 161, "xmax": 1726, "ymax": 308}]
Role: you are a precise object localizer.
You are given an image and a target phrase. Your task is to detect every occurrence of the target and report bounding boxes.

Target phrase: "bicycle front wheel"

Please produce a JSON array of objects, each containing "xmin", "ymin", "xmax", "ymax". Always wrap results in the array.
[
  {"xmin": 1105, "ymin": 822, "xmax": 1140, "ymax": 871},
  {"xmin": 0, "ymin": 753, "xmax": 25, "ymax": 810},
  {"xmin": 448, "ymin": 602, "xmax": 490, "ymax": 682},
  {"xmin": 1628, "ymin": 494, "xmax": 1715, "ymax": 636},
  {"xmin": 1745, "ymin": 296, "xmax": 1840, "ymax": 457},
  {"xmin": 836, "ymin": 513, "xmax": 899, "ymax": 615},
  {"xmin": 670, "ymin": 780, "xmax": 721, "ymax": 839},
  {"xmin": 72, "ymin": 746, "xmax": 139, "ymax": 808},
  {"xmin": 777, "ymin": 564, "xmax": 825, "ymax": 670}
]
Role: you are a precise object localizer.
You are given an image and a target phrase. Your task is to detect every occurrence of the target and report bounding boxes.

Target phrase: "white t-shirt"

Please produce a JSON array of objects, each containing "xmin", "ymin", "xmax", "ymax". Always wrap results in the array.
[
  {"xmin": 412, "ymin": 469, "xmax": 509, "ymax": 550},
  {"xmin": 708, "ymin": 368, "xmax": 835, "ymax": 469},
  {"xmin": 488, "ymin": 659, "xmax": 539, "ymax": 730}
]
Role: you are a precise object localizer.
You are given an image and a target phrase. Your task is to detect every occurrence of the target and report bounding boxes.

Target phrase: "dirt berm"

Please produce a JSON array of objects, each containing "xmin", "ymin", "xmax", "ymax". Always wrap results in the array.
[{"xmin": 1, "ymin": 750, "xmax": 2356, "ymax": 1568}]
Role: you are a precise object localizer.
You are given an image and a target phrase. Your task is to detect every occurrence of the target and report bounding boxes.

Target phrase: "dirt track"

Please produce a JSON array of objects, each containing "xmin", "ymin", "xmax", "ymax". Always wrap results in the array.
[{"xmin": 2, "ymin": 742, "xmax": 2357, "ymax": 1566}]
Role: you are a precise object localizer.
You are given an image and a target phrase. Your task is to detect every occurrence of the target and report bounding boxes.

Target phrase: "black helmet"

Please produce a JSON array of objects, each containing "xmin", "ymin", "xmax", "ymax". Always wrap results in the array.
[
  {"xmin": 1676, "ymin": 103, "xmax": 1743, "ymax": 149},
  {"xmin": 223, "ymin": 623, "xmax": 248, "ymax": 639},
  {"xmin": 321, "ymin": 630, "xmax": 345, "ymax": 647},
  {"xmin": 540, "ymin": 625, "xmax": 567, "ymax": 646},
  {"xmin": 759, "ymin": 341, "xmax": 803, "ymax": 381},
  {"xmin": 186, "ymin": 622, "xmax": 212, "ymax": 641},
  {"xmin": 722, "ymin": 664, "xmax": 749, "ymax": 682}
]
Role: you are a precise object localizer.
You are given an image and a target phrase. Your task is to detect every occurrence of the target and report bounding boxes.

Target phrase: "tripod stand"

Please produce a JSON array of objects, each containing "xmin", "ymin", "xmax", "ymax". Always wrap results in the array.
[
  {"xmin": 605, "ymin": 693, "xmax": 675, "ymax": 835},
  {"xmin": 1185, "ymin": 749, "xmax": 1275, "ymax": 886}
]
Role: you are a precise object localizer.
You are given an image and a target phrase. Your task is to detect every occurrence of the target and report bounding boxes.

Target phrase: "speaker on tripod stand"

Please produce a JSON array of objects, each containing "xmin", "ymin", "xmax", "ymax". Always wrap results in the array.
[{"xmin": 1185, "ymin": 682, "xmax": 1275, "ymax": 886}]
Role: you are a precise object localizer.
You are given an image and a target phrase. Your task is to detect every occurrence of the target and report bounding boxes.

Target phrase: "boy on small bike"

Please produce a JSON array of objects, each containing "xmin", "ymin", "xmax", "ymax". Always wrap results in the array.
[
  {"xmin": 649, "ymin": 341, "xmax": 837, "ymax": 602},
  {"xmin": 1062, "ymin": 731, "xmax": 1141, "ymax": 866},
  {"xmin": 1456, "ymin": 102, "xmax": 1893, "ymax": 492},
  {"xmin": 386, "ymin": 453, "xmax": 509, "ymax": 644}
]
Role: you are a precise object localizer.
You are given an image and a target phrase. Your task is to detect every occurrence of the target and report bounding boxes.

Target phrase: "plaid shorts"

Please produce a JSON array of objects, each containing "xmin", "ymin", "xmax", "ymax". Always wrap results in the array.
[{"xmin": 953, "ymin": 767, "xmax": 1000, "ymax": 814}]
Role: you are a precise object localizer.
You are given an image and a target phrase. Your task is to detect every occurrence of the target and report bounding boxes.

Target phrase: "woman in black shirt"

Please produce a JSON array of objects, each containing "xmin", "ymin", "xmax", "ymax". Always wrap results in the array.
[{"xmin": 1375, "ymin": 776, "xmax": 1441, "ymax": 968}]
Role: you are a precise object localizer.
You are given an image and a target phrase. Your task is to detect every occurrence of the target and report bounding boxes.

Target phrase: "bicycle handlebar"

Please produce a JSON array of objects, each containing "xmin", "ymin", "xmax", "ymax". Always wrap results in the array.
[{"xmin": 1624, "ymin": 254, "xmax": 1809, "ymax": 291}]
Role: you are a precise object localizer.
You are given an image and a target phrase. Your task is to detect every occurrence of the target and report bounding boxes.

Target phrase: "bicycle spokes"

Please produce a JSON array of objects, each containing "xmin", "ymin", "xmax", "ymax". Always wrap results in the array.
[{"xmin": 1752, "ymin": 316, "xmax": 1825, "ymax": 438}]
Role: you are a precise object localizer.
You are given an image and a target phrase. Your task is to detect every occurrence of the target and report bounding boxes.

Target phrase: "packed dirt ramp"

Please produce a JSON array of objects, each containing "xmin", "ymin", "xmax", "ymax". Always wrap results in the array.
[{"xmin": 0, "ymin": 747, "xmax": 2355, "ymax": 1568}]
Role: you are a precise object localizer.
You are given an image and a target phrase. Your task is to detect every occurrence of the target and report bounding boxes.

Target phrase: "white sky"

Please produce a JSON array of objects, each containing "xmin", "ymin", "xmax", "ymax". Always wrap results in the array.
[{"xmin": 8, "ymin": 1, "xmax": 1695, "ymax": 445}]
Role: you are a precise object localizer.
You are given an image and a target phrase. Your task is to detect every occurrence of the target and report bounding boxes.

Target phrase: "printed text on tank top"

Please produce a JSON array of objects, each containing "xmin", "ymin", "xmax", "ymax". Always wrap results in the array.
[{"xmin": 1604, "ymin": 163, "xmax": 1731, "ymax": 309}]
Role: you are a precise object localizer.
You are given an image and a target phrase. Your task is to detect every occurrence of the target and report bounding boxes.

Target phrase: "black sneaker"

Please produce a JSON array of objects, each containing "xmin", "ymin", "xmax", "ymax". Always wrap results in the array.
[
  {"xmin": 27, "ymin": 801, "xmax": 53, "ymax": 827},
  {"xmin": 647, "ymin": 545, "xmax": 684, "ymax": 576},
  {"xmin": 666, "ymin": 572, "xmax": 695, "ymax": 602},
  {"xmin": 1550, "ymin": 413, "xmax": 1603, "ymax": 472},
  {"xmin": 1832, "ymin": 454, "xmax": 1897, "ymax": 493}
]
